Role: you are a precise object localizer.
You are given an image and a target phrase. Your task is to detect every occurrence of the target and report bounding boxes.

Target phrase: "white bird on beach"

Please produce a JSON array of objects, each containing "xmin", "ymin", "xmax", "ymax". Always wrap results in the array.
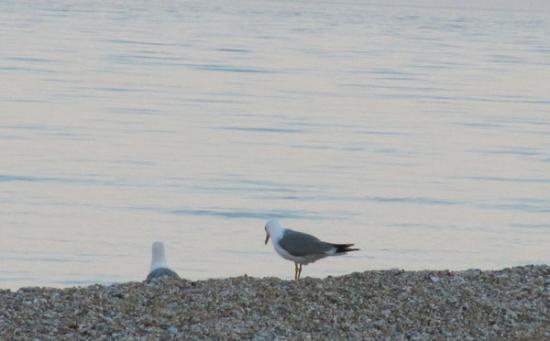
[
  {"xmin": 264, "ymin": 220, "xmax": 358, "ymax": 280},
  {"xmin": 146, "ymin": 241, "xmax": 179, "ymax": 282}
]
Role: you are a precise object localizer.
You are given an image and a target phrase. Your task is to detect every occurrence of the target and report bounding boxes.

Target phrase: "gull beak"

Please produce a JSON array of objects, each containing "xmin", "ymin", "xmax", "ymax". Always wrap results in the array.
[{"xmin": 265, "ymin": 232, "xmax": 270, "ymax": 245}]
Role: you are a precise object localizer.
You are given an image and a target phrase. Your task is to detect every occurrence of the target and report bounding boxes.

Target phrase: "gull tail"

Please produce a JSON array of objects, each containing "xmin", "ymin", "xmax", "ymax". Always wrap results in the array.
[{"xmin": 331, "ymin": 243, "xmax": 359, "ymax": 254}]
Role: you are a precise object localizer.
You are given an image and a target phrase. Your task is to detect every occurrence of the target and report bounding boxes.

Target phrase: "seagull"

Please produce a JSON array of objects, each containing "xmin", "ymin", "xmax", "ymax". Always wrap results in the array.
[
  {"xmin": 145, "ymin": 241, "xmax": 179, "ymax": 282},
  {"xmin": 264, "ymin": 220, "xmax": 358, "ymax": 280}
]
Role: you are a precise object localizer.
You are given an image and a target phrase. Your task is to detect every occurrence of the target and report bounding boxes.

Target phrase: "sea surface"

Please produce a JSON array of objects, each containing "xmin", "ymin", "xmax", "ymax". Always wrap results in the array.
[{"xmin": 1, "ymin": 0, "xmax": 549, "ymax": 289}]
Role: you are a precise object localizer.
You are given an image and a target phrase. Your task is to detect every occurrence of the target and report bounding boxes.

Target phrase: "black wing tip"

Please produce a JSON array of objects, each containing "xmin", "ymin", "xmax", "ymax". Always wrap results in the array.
[{"xmin": 332, "ymin": 243, "xmax": 359, "ymax": 253}]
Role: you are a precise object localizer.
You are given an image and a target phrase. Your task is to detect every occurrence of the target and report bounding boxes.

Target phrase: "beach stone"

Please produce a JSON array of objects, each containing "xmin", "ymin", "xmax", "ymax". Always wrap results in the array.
[{"xmin": 252, "ymin": 330, "xmax": 277, "ymax": 341}]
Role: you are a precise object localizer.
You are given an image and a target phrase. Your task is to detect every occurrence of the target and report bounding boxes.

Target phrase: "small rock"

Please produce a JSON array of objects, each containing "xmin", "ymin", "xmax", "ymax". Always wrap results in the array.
[
  {"xmin": 252, "ymin": 330, "xmax": 276, "ymax": 341},
  {"xmin": 167, "ymin": 326, "xmax": 178, "ymax": 335}
]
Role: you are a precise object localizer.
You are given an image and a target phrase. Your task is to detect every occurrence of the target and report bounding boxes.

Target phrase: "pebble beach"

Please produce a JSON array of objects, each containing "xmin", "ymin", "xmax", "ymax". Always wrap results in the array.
[{"xmin": 1, "ymin": 265, "xmax": 549, "ymax": 340}]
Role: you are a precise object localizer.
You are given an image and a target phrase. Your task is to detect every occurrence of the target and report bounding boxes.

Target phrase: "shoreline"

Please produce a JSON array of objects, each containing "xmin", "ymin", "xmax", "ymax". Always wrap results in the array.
[{"xmin": 1, "ymin": 265, "xmax": 549, "ymax": 339}]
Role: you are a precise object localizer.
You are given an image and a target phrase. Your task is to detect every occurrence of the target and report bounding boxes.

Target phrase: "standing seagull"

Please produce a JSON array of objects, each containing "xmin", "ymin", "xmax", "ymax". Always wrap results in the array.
[
  {"xmin": 264, "ymin": 220, "xmax": 358, "ymax": 280},
  {"xmin": 146, "ymin": 241, "xmax": 179, "ymax": 282}
]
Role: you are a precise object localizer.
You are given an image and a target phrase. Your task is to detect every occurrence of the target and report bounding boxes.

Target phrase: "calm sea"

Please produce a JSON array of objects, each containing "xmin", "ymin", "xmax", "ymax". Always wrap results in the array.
[{"xmin": 1, "ymin": 0, "xmax": 549, "ymax": 289}]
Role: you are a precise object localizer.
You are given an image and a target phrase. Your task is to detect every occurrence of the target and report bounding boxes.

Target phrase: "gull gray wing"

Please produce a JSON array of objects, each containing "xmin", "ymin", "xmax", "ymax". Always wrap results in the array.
[
  {"xmin": 279, "ymin": 229, "xmax": 334, "ymax": 257},
  {"xmin": 146, "ymin": 267, "xmax": 179, "ymax": 282}
]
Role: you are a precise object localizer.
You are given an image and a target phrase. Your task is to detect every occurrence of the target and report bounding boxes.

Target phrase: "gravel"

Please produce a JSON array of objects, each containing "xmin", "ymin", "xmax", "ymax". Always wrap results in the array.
[{"xmin": 1, "ymin": 265, "xmax": 548, "ymax": 340}]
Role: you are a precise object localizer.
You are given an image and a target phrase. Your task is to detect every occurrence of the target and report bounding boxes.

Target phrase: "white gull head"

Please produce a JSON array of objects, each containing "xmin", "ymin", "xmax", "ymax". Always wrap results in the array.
[
  {"xmin": 150, "ymin": 241, "xmax": 169, "ymax": 272},
  {"xmin": 264, "ymin": 219, "xmax": 285, "ymax": 245}
]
